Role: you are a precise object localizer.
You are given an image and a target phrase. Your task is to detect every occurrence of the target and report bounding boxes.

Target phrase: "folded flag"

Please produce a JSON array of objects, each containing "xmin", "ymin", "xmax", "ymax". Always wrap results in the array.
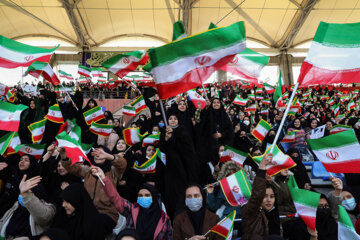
[
  {"xmin": 220, "ymin": 169, "xmax": 252, "ymax": 206},
  {"xmin": 288, "ymin": 175, "xmax": 320, "ymax": 231},
  {"xmin": 14, "ymin": 144, "xmax": 46, "ymax": 160},
  {"xmin": 142, "ymin": 132, "xmax": 161, "ymax": 147},
  {"xmin": 83, "ymin": 106, "xmax": 105, "ymax": 125},
  {"xmin": 329, "ymin": 125, "xmax": 351, "ymax": 135},
  {"xmin": 58, "ymin": 70, "xmax": 73, "ymax": 80},
  {"xmin": 129, "ymin": 95, "xmax": 146, "ymax": 114},
  {"xmin": 46, "ymin": 104, "xmax": 64, "ymax": 123},
  {"xmin": 78, "ymin": 65, "xmax": 91, "ymax": 77},
  {"xmin": 148, "ymin": 21, "xmax": 246, "ymax": 99},
  {"xmin": 0, "ymin": 102, "xmax": 28, "ymax": 132},
  {"xmin": 251, "ymin": 119, "xmax": 271, "ymax": 142},
  {"xmin": 281, "ymin": 131, "xmax": 296, "ymax": 143},
  {"xmin": 0, "ymin": 35, "xmax": 58, "ymax": 69},
  {"xmin": 90, "ymin": 122, "xmax": 114, "ymax": 137},
  {"xmin": 338, "ymin": 205, "xmax": 360, "ymax": 240},
  {"xmin": 307, "ymin": 129, "xmax": 360, "ymax": 173},
  {"xmin": 123, "ymin": 128, "xmax": 146, "ymax": 146},
  {"xmin": 232, "ymin": 95, "xmax": 247, "ymax": 106},
  {"xmin": 133, "ymin": 148, "xmax": 159, "ymax": 173},
  {"xmin": 25, "ymin": 61, "xmax": 60, "ymax": 86},
  {"xmin": 244, "ymin": 103, "xmax": 256, "ymax": 112},
  {"xmin": 187, "ymin": 89, "xmax": 206, "ymax": 109},
  {"xmin": 102, "ymin": 51, "xmax": 149, "ymax": 79},
  {"xmin": 219, "ymin": 145, "xmax": 247, "ymax": 167},
  {"xmin": 0, "ymin": 132, "xmax": 15, "ymax": 155},
  {"xmin": 27, "ymin": 118, "xmax": 47, "ymax": 143},
  {"xmin": 252, "ymin": 145, "xmax": 296, "ymax": 176},
  {"xmin": 91, "ymin": 68, "xmax": 104, "ymax": 77},
  {"xmin": 209, "ymin": 210, "xmax": 236, "ymax": 239},
  {"xmin": 56, "ymin": 131, "xmax": 90, "ymax": 165},
  {"xmin": 122, "ymin": 105, "xmax": 136, "ymax": 116},
  {"xmin": 298, "ymin": 22, "xmax": 360, "ymax": 86}
]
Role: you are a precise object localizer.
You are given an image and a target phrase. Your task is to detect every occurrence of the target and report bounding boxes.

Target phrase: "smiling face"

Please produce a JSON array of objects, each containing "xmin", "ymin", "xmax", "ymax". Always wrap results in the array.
[
  {"xmin": 57, "ymin": 161, "xmax": 68, "ymax": 176},
  {"xmin": 19, "ymin": 155, "xmax": 30, "ymax": 171},
  {"xmin": 212, "ymin": 99, "xmax": 221, "ymax": 110},
  {"xmin": 293, "ymin": 119, "xmax": 301, "ymax": 128},
  {"xmin": 310, "ymin": 119, "xmax": 318, "ymax": 129},
  {"xmin": 116, "ymin": 139, "xmax": 127, "ymax": 151},
  {"xmin": 168, "ymin": 115, "xmax": 178, "ymax": 127},
  {"xmin": 29, "ymin": 100, "xmax": 36, "ymax": 110},
  {"xmin": 178, "ymin": 101, "xmax": 187, "ymax": 112},
  {"xmin": 262, "ymin": 187, "xmax": 275, "ymax": 211}
]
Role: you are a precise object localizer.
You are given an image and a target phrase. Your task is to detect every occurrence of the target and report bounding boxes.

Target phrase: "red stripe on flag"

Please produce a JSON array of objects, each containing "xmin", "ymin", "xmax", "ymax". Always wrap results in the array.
[
  {"xmin": 115, "ymin": 56, "xmax": 149, "ymax": 79},
  {"xmin": 89, "ymin": 129, "xmax": 111, "ymax": 137},
  {"xmin": 86, "ymin": 114, "xmax": 105, "ymax": 125},
  {"xmin": 46, "ymin": 115, "xmax": 63, "ymax": 123},
  {"xmin": 300, "ymin": 215, "xmax": 316, "ymax": 231},
  {"xmin": 210, "ymin": 225, "xmax": 228, "ymax": 238},
  {"xmin": 219, "ymin": 155, "xmax": 232, "ymax": 163},
  {"xmin": 322, "ymin": 159, "xmax": 360, "ymax": 173},
  {"xmin": 0, "ymin": 120, "xmax": 20, "ymax": 132},
  {"xmin": 267, "ymin": 158, "xmax": 296, "ymax": 176},
  {"xmin": 0, "ymin": 55, "xmax": 52, "ymax": 69},
  {"xmin": 220, "ymin": 177, "xmax": 238, "ymax": 206},
  {"xmin": 252, "ymin": 130, "xmax": 265, "ymax": 142},
  {"xmin": 219, "ymin": 64, "xmax": 258, "ymax": 83}
]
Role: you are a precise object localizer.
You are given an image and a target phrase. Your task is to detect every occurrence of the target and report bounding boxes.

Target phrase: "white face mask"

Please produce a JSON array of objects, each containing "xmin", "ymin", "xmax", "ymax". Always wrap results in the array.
[{"xmin": 244, "ymin": 120, "xmax": 250, "ymax": 126}]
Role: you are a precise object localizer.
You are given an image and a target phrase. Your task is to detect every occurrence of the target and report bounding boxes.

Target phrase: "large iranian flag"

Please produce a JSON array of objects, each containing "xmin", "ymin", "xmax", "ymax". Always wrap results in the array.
[
  {"xmin": 14, "ymin": 144, "xmax": 46, "ymax": 160},
  {"xmin": 91, "ymin": 68, "xmax": 104, "ymax": 77},
  {"xmin": 220, "ymin": 169, "xmax": 252, "ymax": 206},
  {"xmin": 46, "ymin": 104, "xmax": 64, "ymax": 123},
  {"xmin": 56, "ymin": 131, "xmax": 90, "ymax": 165},
  {"xmin": 330, "ymin": 125, "xmax": 351, "ymax": 135},
  {"xmin": 25, "ymin": 61, "xmax": 60, "ymax": 86},
  {"xmin": 0, "ymin": 102, "xmax": 28, "ymax": 132},
  {"xmin": 251, "ymin": 119, "xmax": 271, "ymax": 142},
  {"xmin": 338, "ymin": 205, "xmax": 360, "ymax": 239},
  {"xmin": 83, "ymin": 106, "xmax": 105, "ymax": 125},
  {"xmin": 123, "ymin": 128, "xmax": 145, "ymax": 146},
  {"xmin": 27, "ymin": 118, "xmax": 47, "ymax": 143},
  {"xmin": 0, "ymin": 35, "xmax": 58, "ymax": 69},
  {"xmin": 298, "ymin": 22, "xmax": 360, "ymax": 86},
  {"xmin": 288, "ymin": 175, "xmax": 320, "ymax": 231},
  {"xmin": 148, "ymin": 21, "xmax": 246, "ymax": 99},
  {"xmin": 307, "ymin": 129, "xmax": 360, "ymax": 173},
  {"xmin": 90, "ymin": 122, "xmax": 114, "ymax": 137},
  {"xmin": 133, "ymin": 148, "xmax": 159, "ymax": 173},
  {"xmin": 58, "ymin": 70, "xmax": 73, "ymax": 80},
  {"xmin": 102, "ymin": 51, "xmax": 149, "ymax": 78},
  {"xmin": 219, "ymin": 145, "xmax": 247, "ymax": 167},
  {"xmin": 209, "ymin": 210, "xmax": 236, "ymax": 239}
]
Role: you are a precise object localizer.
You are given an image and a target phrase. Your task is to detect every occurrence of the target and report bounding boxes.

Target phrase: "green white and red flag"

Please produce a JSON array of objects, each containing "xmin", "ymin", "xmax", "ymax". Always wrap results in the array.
[
  {"xmin": 307, "ymin": 130, "xmax": 360, "ymax": 173},
  {"xmin": 248, "ymin": 94, "xmax": 255, "ymax": 100},
  {"xmin": 232, "ymin": 96, "xmax": 247, "ymax": 106},
  {"xmin": 260, "ymin": 109, "xmax": 269, "ymax": 115},
  {"xmin": 123, "ymin": 128, "xmax": 146, "ymax": 146},
  {"xmin": 0, "ymin": 132, "xmax": 15, "ymax": 155},
  {"xmin": 338, "ymin": 205, "xmax": 360, "ymax": 239},
  {"xmin": 90, "ymin": 122, "xmax": 114, "ymax": 137},
  {"xmin": 329, "ymin": 125, "xmax": 351, "ymax": 135},
  {"xmin": 102, "ymin": 51, "xmax": 149, "ymax": 79},
  {"xmin": 298, "ymin": 22, "xmax": 360, "ymax": 86},
  {"xmin": 332, "ymin": 103, "xmax": 340, "ymax": 117},
  {"xmin": 56, "ymin": 131, "xmax": 90, "ymax": 165},
  {"xmin": 219, "ymin": 145, "xmax": 247, "ymax": 167},
  {"xmin": 244, "ymin": 103, "xmax": 256, "ymax": 112},
  {"xmin": 0, "ymin": 35, "xmax": 58, "ymax": 69},
  {"xmin": 220, "ymin": 169, "xmax": 252, "ymax": 206},
  {"xmin": 122, "ymin": 105, "xmax": 136, "ymax": 116},
  {"xmin": 0, "ymin": 102, "xmax": 28, "ymax": 132},
  {"xmin": 261, "ymin": 99, "xmax": 271, "ymax": 105},
  {"xmin": 172, "ymin": 21, "xmax": 187, "ymax": 41},
  {"xmin": 68, "ymin": 124, "xmax": 81, "ymax": 143},
  {"xmin": 281, "ymin": 131, "xmax": 296, "ymax": 143},
  {"xmin": 5, "ymin": 88, "xmax": 15, "ymax": 102},
  {"xmin": 256, "ymin": 88, "xmax": 263, "ymax": 94},
  {"xmin": 209, "ymin": 210, "xmax": 236, "ymax": 239},
  {"xmin": 251, "ymin": 119, "xmax": 271, "ymax": 142},
  {"xmin": 148, "ymin": 22, "xmax": 246, "ymax": 99},
  {"xmin": 133, "ymin": 148, "xmax": 159, "ymax": 173},
  {"xmin": 79, "ymin": 75, "xmax": 91, "ymax": 83},
  {"xmin": 320, "ymin": 95, "xmax": 329, "ymax": 101},
  {"xmin": 142, "ymin": 132, "xmax": 161, "ymax": 147},
  {"xmin": 0, "ymin": 83, "xmax": 9, "ymax": 96},
  {"xmin": 252, "ymin": 145, "xmax": 296, "ymax": 176},
  {"xmin": 288, "ymin": 106, "xmax": 300, "ymax": 116},
  {"xmin": 187, "ymin": 89, "xmax": 206, "ymax": 109},
  {"xmin": 256, "ymin": 95, "xmax": 263, "ymax": 101},
  {"xmin": 14, "ymin": 144, "xmax": 46, "ymax": 160},
  {"xmin": 123, "ymin": 78, "xmax": 138, "ymax": 90},
  {"xmin": 27, "ymin": 118, "xmax": 47, "ymax": 143},
  {"xmin": 83, "ymin": 106, "xmax": 105, "ymax": 125},
  {"xmin": 130, "ymin": 95, "xmax": 146, "ymax": 113},
  {"xmin": 327, "ymin": 98, "xmax": 335, "ymax": 105},
  {"xmin": 58, "ymin": 70, "xmax": 73, "ymax": 80},
  {"xmin": 78, "ymin": 65, "xmax": 91, "ymax": 77},
  {"xmin": 46, "ymin": 104, "xmax": 64, "ymax": 123},
  {"xmin": 264, "ymin": 83, "xmax": 275, "ymax": 94},
  {"xmin": 274, "ymin": 71, "xmax": 285, "ymax": 104},
  {"xmin": 288, "ymin": 175, "xmax": 320, "ymax": 231},
  {"xmin": 347, "ymin": 99, "xmax": 356, "ymax": 111},
  {"xmin": 25, "ymin": 61, "xmax": 60, "ymax": 86},
  {"xmin": 3, "ymin": 132, "xmax": 20, "ymax": 157},
  {"xmin": 91, "ymin": 68, "xmax": 104, "ymax": 77}
]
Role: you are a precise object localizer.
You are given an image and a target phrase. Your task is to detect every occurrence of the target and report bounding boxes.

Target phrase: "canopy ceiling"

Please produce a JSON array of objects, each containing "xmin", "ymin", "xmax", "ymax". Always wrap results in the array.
[{"xmin": 0, "ymin": 0, "xmax": 359, "ymax": 51}]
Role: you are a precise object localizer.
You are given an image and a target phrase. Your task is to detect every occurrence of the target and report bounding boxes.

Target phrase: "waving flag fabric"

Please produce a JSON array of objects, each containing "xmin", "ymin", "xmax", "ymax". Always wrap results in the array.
[
  {"xmin": 130, "ymin": 95, "xmax": 146, "ymax": 113},
  {"xmin": 133, "ymin": 148, "xmax": 159, "ymax": 173},
  {"xmin": 209, "ymin": 210, "xmax": 236, "ymax": 239},
  {"xmin": 122, "ymin": 105, "xmax": 136, "ymax": 116},
  {"xmin": 78, "ymin": 65, "xmax": 91, "ymax": 77},
  {"xmin": 46, "ymin": 104, "xmax": 64, "ymax": 123},
  {"xmin": 15, "ymin": 144, "xmax": 46, "ymax": 160},
  {"xmin": 220, "ymin": 169, "xmax": 252, "ymax": 206},
  {"xmin": 58, "ymin": 70, "xmax": 73, "ymax": 80},
  {"xmin": 25, "ymin": 61, "xmax": 60, "ymax": 86},
  {"xmin": 172, "ymin": 21, "xmax": 187, "ymax": 41},
  {"xmin": 219, "ymin": 145, "xmax": 247, "ymax": 167},
  {"xmin": 142, "ymin": 132, "xmax": 161, "ymax": 147},
  {"xmin": 251, "ymin": 119, "xmax": 271, "ymax": 142},
  {"xmin": 0, "ymin": 102, "xmax": 28, "ymax": 132},
  {"xmin": 83, "ymin": 106, "xmax": 105, "ymax": 125},
  {"xmin": 0, "ymin": 132, "xmax": 15, "ymax": 155},
  {"xmin": 338, "ymin": 205, "xmax": 360, "ymax": 239},
  {"xmin": 187, "ymin": 89, "xmax": 206, "ymax": 109},
  {"xmin": 123, "ymin": 128, "xmax": 146, "ymax": 146},
  {"xmin": 28, "ymin": 118, "xmax": 47, "ymax": 143},
  {"xmin": 56, "ymin": 131, "xmax": 89, "ymax": 165},
  {"xmin": 233, "ymin": 96, "xmax": 247, "ymax": 106},
  {"xmin": 90, "ymin": 122, "xmax": 113, "ymax": 137}
]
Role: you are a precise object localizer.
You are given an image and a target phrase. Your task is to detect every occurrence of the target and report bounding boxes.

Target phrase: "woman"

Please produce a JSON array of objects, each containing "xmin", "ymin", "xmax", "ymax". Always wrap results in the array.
[
  {"xmin": 272, "ymin": 169, "xmax": 296, "ymax": 217},
  {"xmin": 287, "ymin": 118, "xmax": 306, "ymax": 148},
  {"xmin": 91, "ymin": 166, "xmax": 172, "ymax": 240},
  {"xmin": 286, "ymin": 148, "xmax": 311, "ymax": 190},
  {"xmin": 305, "ymin": 119, "xmax": 318, "ymax": 139},
  {"xmin": 241, "ymin": 153, "xmax": 281, "ymax": 240},
  {"xmin": 173, "ymin": 185, "xmax": 221, "ymax": 240},
  {"xmin": 97, "ymin": 118, "xmax": 120, "ymax": 151},
  {"xmin": 169, "ymin": 98, "xmax": 195, "ymax": 134},
  {"xmin": 19, "ymin": 98, "xmax": 45, "ymax": 143}
]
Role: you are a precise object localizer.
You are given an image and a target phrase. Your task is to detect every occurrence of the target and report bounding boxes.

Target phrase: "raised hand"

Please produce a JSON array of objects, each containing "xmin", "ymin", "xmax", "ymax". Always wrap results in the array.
[
  {"xmin": 90, "ymin": 166, "xmax": 105, "ymax": 180},
  {"xmin": 19, "ymin": 175, "xmax": 42, "ymax": 197},
  {"xmin": 259, "ymin": 153, "xmax": 273, "ymax": 170},
  {"xmin": 0, "ymin": 162, "xmax": 8, "ymax": 171}
]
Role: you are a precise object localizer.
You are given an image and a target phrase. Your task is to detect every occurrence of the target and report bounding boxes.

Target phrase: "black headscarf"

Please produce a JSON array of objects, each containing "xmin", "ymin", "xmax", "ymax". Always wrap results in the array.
[
  {"xmin": 136, "ymin": 184, "xmax": 162, "ymax": 240},
  {"xmin": 39, "ymin": 228, "xmax": 71, "ymax": 240},
  {"xmin": 185, "ymin": 184, "xmax": 207, "ymax": 235},
  {"xmin": 52, "ymin": 183, "xmax": 106, "ymax": 240},
  {"xmin": 116, "ymin": 229, "xmax": 142, "ymax": 240},
  {"xmin": 82, "ymin": 98, "xmax": 98, "ymax": 112}
]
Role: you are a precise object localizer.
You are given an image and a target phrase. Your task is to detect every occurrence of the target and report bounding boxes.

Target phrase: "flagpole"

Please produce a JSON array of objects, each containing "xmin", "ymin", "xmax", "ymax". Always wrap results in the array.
[
  {"xmin": 159, "ymin": 99, "xmax": 168, "ymax": 127},
  {"xmin": 60, "ymin": 84, "xmax": 79, "ymax": 111},
  {"xmin": 201, "ymin": 84, "xmax": 209, "ymax": 101},
  {"xmin": 270, "ymin": 82, "xmax": 299, "ymax": 153}
]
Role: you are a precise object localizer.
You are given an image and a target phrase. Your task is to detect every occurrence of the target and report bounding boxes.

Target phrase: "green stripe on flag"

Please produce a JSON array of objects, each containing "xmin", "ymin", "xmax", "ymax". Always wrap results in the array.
[
  {"xmin": 338, "ymin": 205, "xmax": 356, "ymax": 230},
  {"xmin": 224, "ymin": 145, "xmax": 248, "ymax": 158},
  {"xmin": 313, "ymin": 22, "xmax": 360, "ymax": 46},
  {"xmin": 238, "ymin": 48, "xmax": 270, "ymax": 66},
  {"xmin": 235, "ymin": 169, "xmax": 252, "ymax": 200},
  {"xmin": 0, "ymin": 35, "xmax": 59, "ymax": 54},
  {"xmin": 306, "ymin": 129, "xmax": 357, "ymax": 151},
  {"xmin": 288, "ymin": 175, "xmax": 320, "ymax": 208}
]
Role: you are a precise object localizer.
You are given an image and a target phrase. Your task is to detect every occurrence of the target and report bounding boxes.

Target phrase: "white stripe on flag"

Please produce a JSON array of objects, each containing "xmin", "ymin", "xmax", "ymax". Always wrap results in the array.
[
  {"xmin": 312, "ymin": 143, "xmax": 359, "ymax": 164},
  {"xmin": 294, "ymin": 202, "xmax": 317, "ymax": 218},
  {"xmin": 0, "ymin": 45, "xmax": 54, "ymax": 63}
]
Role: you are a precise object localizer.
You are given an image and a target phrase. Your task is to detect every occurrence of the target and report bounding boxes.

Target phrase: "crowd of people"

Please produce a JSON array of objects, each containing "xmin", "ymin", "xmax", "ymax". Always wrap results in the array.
[{"xmin": 0, "ymin": 80, "xmax": 360, "ymax": 240}]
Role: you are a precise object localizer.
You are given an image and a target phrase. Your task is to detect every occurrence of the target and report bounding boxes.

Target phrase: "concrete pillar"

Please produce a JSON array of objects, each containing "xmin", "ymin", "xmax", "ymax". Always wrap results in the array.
[
  {"xmin": 217, "ymin": 70, "xmax": 227, "ymax": 83},
  {"xmin": 279, "ymin": 52, "xmax": 294, "ymax": 85}
]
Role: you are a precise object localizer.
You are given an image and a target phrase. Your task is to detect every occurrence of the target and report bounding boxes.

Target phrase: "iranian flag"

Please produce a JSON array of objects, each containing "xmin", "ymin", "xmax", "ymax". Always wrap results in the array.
[
  {"xmin": 91, "ymin": 68, "xmax": 104, "ymax": 77},
  {"xmin": 274, "ymin": 71, "xmax": 285, "ymax": 104},
  {"xmin": 248, "ymin": 94, "xmax": 255, "ymax": 100},
  {"xmin": 123, "ymin": 128, "xmax": 145, "ymax": 146},
  {"xmin": 288, "ymin": 175, "xmax": 320, "ymax": 231},
  {"xmin": 6, "ymin": 89, "xmax": 15, "ymax": 102},
  {"xmin": 56, "ymin": 131, "xmax": 90, "ymax": 165},
  {"xmin": 68, "ymin": 124, "xmax": 81, "ymax": 143},
  {"xmin": 261, "ymin": 99, "xmax": 271, "ymax": 105},
  {"xmin": 58, "ymin": 70, "xmax": 73, "ymax": 80},
  {"xmin": 25, "ymin": 61, "xmax": 60, "ymax": 86},
  {"xmin": 264, "ymin": 83, "xmax": 275, "ymax": 94},
  {"xmin": 83, "ymin": 106, "xmax": 105, "ymax": 125},
  {"xmin": 123, "ymin": 79, "xmax": 138, "ymax": 90},
  {"xmin": 329, "ymin": 125, "xmax": 351, "ymax": 135},
  {"xmin": 3, "ymin": 132, "xmax": 20, "ymax": 157},
  {"xmin": 172, "ymin": 21, "xmax": 187, "ymax": 41},
  {"xmin": 133, "ymin": 148, "xmax": 159, "ymax": 173},
  {"xmin": 130, "ymin": 95, "xmax": 146, "ymax": 113},
  {"xmin": 219, "ymin": 145, "xmax": 247, "ymax": 167},
  {"xmin": 244, "ymin": 103, "xmax": 256, "ymax": 112},
  {"xmin": 0, "ymin": 35, "xmax": 58, "ymax": 69},
  {"xmin": 320, "ymin": 95, "xmax": 329, "ymax": 101},
  {"xmin": 27, "ymin": 118, "xmax": 47, "ymax": 143},
  {"xmin": 307, "ymin": 129, "xmax": 360, "ymax": 173},
  {"xmin": 46, "ymin": 104, "xmax": 64, "ymax": 123},
  {"xmin": 281, "ymin": 131, "xmax": 296, "ymax": 143},
  {"xmin": 0, "ymin": 102, "xmax": 28, "ymax": 132},
  {"xmin": 78, "ymin": 65, "xmax": 91, "ymax": 77},
  {"xmin": 102, "ymin": 51, "xmax": 149, "ymax": 78},
  {"xmin": 251, "ymin": 119, "xmax": 271, "ymax": 142},
  {"xmin": 233, "ymin": 95, "xmax": 247, "ymax": 106},
  {"xmin": 209, "ymin": 210, "xmax": 236, "ymax": 239},
  {"xmin": 187, "ymin": 89, "xmax": 206, "ymax": 109},
  {"xmin": 0, "ymin": 83, "xmax": 9, "ymax": 96},
  {"xmin": 142, "ymin": 133, "xmax": 160, "ymax": 147},
  {"xmin": 260, "ymin": 109, "xmax": 269, "ymax": 116},
  {"xmin": 0, "ymin": 132, "xmax": 15, "ymax": 155},
  {"xmin": 338, "ymin": 205, "xmax": 360, "ymax": 239},
  {"xmin": 252, "ymin": 145, "xmax": 296, "ymax": 176},
  {"xmin": 15, "ymin": 144, "xmax": 46, "ymax": 160},
  {"xmin": 122, "ymin": 105, "xmax": 136, "ymax": 116},
  {"xmin": 148, "ymin": 21, "xmax": 246, "ymax": 99},
  {"xmin": 332, "ymin": 103, "xmax": 341, "ymax": 117},
  {"xmin": 90, "ymin": 122, "xmax": 114, "ymax": 137},
  {"xmin": 347, "ymin": 99, "xmax": 356, "ymax": 111},
  {"xmin": 219, "ymin": 169, "xmax": 252, "ymax": 206}
]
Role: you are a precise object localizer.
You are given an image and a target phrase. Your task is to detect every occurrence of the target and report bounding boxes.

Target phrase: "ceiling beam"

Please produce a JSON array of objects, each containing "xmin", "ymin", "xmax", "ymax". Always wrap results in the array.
[
  {"xmin": 0, "ymin": 0, "xmax": 77, "ymax": 44},
  {"xmin": 277, "ymin": 0, "xmax": 319, "ymax": 49},
  {"xmin": 165, "ymin": 0, "xmax": 176, "ymax": 23},
  {"xmin": 289, "ymin": 0, "xmax": 301, "ymax": 8}
]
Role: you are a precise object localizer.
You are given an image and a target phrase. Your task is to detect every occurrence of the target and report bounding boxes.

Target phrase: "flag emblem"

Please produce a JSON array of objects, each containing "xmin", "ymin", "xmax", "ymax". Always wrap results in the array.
[
  {"xmin": 25, "ymin": 56, "xmax": 34, "ymax": 62},
  {"xmin": 25, "ymin": 147, "xmax": 32, "ymax": 153},
  {"xmin": 232, "ymin": 186, "xmax": 239, "ymax": 193},
  {"xmin": 123, "ymin": 57, "xmax": 130, "ymax": 64},
  {"xmin": 8, "ymin": 114, "xmax": 13, "ymax": 120},
  {"xmin": 326, "ymin": 151, "xmax": 339, "ymax": 160},
  {"xmin": 195, "ymin": 56, "xmax": 211, "ymax": 65}
]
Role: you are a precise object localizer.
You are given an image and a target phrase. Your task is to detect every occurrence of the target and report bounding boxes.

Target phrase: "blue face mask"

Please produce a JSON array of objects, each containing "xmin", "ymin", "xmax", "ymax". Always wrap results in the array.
[
  {"xmin": 137, "ymin": 197, "xmax": 153, "ymax": 208},
  {"xmin": 185, "ymin": 198, "xmax": 202, "ymax": 212},
  {"xmin": 158, "ymin": 122, "xmax": 165, "ymax": 128},
  {"xmin": 18, "ymin": 195, "xmax": 25, "ymax": 207},
  {"xmin": 342, "ymin": 198, "xmax": 356, "ymax": 211}
]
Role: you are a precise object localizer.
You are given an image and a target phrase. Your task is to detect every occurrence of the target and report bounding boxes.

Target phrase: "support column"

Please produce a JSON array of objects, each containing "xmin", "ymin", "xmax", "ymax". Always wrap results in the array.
[
  {"xmin": 279, "ymin": 52, "xmax": 294, "ymax": 85},
  {"xmin": 217, "ymin": 70, "xmax": 227, "ymax": 83}
]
